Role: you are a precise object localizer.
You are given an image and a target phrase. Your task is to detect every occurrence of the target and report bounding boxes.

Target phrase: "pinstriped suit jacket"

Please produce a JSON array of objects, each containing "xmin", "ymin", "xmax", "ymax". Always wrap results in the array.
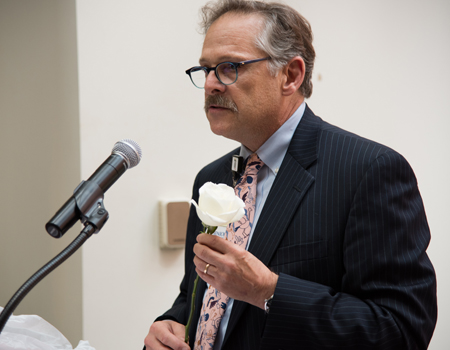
[{"xmin": 158, "ymin": 105, "xmax": 437, "ymax": 349}]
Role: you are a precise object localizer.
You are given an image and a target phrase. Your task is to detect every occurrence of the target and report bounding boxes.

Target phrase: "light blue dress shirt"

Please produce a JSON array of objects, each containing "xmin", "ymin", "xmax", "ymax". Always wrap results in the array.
[{"xmin": 209, "ymin": 102, "xmax": 306, "ymax": 349}]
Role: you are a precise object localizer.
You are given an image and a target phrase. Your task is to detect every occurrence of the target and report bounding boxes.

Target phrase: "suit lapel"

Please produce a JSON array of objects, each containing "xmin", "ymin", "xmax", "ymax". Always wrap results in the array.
[{"xmin": 223, "ymin": 105, "xmax": 321, "ymax": 345}]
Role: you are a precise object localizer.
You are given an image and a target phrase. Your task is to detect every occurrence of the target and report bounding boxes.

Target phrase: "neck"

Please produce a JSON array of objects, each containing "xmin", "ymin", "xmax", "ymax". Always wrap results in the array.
[{"xmin": 243, "ymin": 96, "xmax": 304, "ymax": 152}]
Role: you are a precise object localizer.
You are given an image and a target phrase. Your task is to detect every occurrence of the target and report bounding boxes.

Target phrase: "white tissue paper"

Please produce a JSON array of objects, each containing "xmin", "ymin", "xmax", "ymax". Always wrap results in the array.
[{"xmin": 0, "ymin": 307, "xmax": 95, "ymax": 350}]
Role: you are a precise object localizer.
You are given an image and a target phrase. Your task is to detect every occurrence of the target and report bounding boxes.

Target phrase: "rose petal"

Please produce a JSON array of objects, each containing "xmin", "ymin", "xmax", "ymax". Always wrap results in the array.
[
  {"xmin": 229, "ymin": 207, "xmax": 246, "ymax": 223},
  {"xmin": 199, "ymin": 193, "xmax": 223, "ymax": 217},
  {"xmin": 190, "ymin": 199, "xmax": 228, "ymax": 226}
]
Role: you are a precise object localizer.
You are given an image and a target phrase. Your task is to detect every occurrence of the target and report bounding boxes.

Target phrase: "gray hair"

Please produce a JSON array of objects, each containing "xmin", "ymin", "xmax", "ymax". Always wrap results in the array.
[{"xmin": 200, "ymin": 0, "xmax": 315, "ymax": 98}]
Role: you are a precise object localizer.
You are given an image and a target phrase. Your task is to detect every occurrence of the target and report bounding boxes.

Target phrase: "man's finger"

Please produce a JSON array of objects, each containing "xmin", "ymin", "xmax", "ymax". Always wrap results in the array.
[
  {"xmin": 144, "ymin": 320, "xmax": 190, "ymax": 350},
  {"xmin": 196, "ymin": 233, "xmax": 239, "ymax": 256}
]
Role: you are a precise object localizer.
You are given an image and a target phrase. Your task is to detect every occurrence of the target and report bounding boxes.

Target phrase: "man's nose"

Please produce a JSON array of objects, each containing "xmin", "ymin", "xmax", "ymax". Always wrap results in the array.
[{"xmin": 204, "ymin": 71, "xmax": 225, "ymax": 95}]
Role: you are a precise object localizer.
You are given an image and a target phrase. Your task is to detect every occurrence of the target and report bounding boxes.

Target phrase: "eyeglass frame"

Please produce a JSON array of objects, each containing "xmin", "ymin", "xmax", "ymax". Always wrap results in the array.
[{"xmin": 185, "ymin": 57, "xmax": 271, "ymax": 89}]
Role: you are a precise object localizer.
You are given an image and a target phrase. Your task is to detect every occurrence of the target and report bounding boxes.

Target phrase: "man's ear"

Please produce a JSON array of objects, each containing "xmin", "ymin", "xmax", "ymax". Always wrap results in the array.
[{"xmin": 281, "ymin": 56, "xmax": 305, "ymax": 96}]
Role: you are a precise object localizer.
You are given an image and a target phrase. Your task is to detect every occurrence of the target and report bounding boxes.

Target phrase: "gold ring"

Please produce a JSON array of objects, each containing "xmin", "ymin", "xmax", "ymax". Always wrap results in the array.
[{"xmin": 204, "ymin": 263, "xmax": 211, "ymax": 275}]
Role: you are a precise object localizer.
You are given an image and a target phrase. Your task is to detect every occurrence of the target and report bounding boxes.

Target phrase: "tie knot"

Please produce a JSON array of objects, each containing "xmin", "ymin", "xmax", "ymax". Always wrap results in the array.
[{"xmin": 242, "ymin": 153, "xmax": 264, "ymax": 178}]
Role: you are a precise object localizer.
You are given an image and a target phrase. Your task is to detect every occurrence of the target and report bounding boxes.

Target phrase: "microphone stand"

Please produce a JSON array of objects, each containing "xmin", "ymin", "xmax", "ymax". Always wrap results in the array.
[{"xmin": 0, "ymin": 199, "xmax": 109, "ymax": 335}]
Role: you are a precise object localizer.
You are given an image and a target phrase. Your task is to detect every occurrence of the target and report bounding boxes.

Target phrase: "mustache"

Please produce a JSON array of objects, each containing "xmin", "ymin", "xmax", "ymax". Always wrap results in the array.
[{"xmin": 204, "ymin": 95, "xmax": 238, "ymax": 114}]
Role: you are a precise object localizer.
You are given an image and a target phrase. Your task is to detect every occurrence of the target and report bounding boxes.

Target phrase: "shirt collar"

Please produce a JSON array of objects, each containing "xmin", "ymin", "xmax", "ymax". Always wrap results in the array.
[{"xmin": 240, "ymin": 102, "xmax": 305, "ymax": 175}]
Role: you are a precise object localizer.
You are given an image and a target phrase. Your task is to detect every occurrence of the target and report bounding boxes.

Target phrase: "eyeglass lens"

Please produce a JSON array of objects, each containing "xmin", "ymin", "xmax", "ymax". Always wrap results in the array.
[{"xmin": 190, "ymin": 62, "xmax": 238, "ymax": 88}]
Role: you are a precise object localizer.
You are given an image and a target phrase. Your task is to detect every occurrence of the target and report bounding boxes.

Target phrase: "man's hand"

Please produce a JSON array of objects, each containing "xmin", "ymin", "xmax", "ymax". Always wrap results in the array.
[
  {"xmin": 193, "ymin": 233, "xmax": 278, "ymax": 309},
  {"xmin": 144, "ymin": 320, "xmax": 190, "ymax": 350}
]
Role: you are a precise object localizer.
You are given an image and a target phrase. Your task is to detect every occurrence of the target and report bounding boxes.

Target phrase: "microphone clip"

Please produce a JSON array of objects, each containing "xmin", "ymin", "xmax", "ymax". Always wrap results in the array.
[
  {"xmin": 73, "ymin": 180, "xmax": 109, "ymax": 234},
  {"xmin": 231, "ymin": 155, "xmax": 244, "ymax": 187}
]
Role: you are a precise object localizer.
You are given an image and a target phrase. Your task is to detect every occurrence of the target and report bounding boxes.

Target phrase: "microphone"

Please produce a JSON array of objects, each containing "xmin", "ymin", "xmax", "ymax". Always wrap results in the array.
[{"xmin": 45, "ymin": 139, "xmax": 142, "ymax": 238}]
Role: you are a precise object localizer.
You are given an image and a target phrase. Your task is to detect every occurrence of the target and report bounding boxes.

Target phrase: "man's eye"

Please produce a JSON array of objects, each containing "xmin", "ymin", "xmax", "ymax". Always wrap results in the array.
[{"xmin": 219, "ymin": 63, "xmax": 235, "ymax": 75}]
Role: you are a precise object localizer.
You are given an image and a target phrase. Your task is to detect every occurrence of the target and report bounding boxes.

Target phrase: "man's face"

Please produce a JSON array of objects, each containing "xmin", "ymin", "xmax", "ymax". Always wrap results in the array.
[{"xmin": 200, "ymin": 13, "xmax": 283, "ymax": 151}]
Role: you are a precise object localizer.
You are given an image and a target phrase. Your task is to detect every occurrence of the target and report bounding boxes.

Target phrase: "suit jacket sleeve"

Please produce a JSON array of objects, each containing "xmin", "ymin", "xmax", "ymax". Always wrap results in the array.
[{"xmin": 261, "ymin": 150, "xmax": 437, "ymax": 349}]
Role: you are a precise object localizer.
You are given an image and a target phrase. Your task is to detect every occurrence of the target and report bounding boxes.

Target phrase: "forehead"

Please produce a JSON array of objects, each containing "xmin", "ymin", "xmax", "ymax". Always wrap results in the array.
[{"xmin": 200, "ymin": 13, "xmax": 265, "ymax": 64}]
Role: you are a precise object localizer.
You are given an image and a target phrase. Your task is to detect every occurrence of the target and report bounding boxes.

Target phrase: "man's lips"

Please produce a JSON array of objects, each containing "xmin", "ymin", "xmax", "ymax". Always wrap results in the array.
[{"xmin": 208, "ymin": 105, "xmax": 229, "ymax": 110}]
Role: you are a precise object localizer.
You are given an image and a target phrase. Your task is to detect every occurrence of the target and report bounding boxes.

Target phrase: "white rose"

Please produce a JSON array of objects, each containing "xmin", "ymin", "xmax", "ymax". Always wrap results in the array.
[{"xmin": 190, "ymin": 182, "xmax": 245, "ymax": 227}]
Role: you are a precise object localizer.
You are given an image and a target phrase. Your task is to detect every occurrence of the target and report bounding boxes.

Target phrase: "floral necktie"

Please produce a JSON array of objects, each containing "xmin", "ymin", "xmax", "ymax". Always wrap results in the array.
[{"xmin": 194, "ymin": 153, "xmax": 264, "ymax": 350}]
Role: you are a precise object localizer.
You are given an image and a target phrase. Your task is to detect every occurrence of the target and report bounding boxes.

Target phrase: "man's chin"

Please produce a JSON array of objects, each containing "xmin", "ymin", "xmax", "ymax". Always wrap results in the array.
[{"xmin": 208, "ymin": 122, "xmax": 232, "ymax": 138}]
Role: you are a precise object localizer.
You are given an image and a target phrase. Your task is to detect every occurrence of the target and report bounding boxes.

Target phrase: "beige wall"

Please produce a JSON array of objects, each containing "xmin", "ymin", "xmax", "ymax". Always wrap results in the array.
[
  {"xmin": 1, "ymin": 0, "xmax": 449, "ymax": 349},
  {"xmin": 0, "ymin": 0, "xmax": 82, "ymax": 345}
]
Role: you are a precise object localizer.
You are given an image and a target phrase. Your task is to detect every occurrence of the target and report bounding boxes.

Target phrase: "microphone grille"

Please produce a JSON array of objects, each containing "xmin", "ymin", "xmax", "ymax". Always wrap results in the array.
[{"xmin": 112, "ymin": 139, "xmax": 143, "ymax": 168}]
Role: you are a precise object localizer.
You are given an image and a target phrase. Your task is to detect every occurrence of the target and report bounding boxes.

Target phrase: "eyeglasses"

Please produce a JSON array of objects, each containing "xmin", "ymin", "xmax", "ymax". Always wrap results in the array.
[{"xmin": 185, "ymin": 57, "xmax": 271, "ymax": 89}]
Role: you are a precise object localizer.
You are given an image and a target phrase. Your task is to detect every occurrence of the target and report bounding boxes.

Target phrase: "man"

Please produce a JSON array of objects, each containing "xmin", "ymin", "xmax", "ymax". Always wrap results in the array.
[{"xmin": 144, "ymin": 0, "xmax": 437, "ymax": 349}]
